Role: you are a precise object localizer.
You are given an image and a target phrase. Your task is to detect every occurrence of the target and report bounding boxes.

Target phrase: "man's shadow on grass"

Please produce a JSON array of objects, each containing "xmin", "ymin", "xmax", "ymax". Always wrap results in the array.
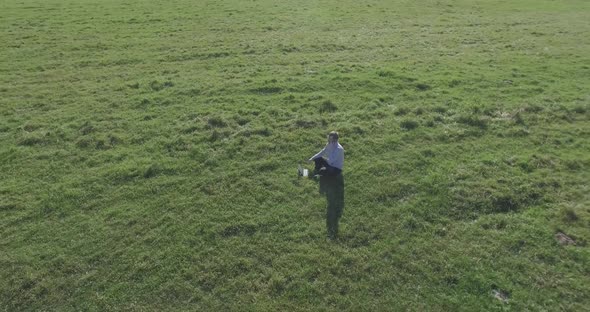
[{"xmin": 318, "ymin": 174, "xmax": 345, "ymax": 239}]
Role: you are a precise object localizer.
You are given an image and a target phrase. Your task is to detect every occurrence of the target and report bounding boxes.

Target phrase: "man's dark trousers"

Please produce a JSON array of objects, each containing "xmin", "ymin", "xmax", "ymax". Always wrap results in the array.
[{"xmin": 319, "ymin": 172, "xmax": 344, "ymax": 239}]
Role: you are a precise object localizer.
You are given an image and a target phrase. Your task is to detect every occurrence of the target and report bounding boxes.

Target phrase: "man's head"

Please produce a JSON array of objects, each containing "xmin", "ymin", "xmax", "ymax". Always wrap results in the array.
[{"xmin": 327, "ymin": 131, "xmax": 339, "ymax": 144}]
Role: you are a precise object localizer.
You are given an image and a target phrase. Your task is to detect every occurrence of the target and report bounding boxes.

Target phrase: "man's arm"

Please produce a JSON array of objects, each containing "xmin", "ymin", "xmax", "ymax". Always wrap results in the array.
[
  {"xmin": 331, "ymin": 148, "xmax": 344, "ymax": 169},
  {"xmin": 308, "ymin": 144, "xmax": 327, "ymax": 162}
]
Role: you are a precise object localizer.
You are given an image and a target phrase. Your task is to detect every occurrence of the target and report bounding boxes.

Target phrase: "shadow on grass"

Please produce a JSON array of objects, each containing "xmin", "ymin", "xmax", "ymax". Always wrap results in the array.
[{"xmin": 318, "ymin": 174, "xmax": 345, "ymax": 239}]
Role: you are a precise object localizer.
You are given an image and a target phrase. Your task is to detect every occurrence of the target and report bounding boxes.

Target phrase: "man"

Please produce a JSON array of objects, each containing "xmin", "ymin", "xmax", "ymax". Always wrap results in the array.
[
  {"xmin": 308, "ymin": 131, "xmax": 345, "ymax": 239},
  {"xmin": 308, "ymin": 131, "xmax": 344, "ymax": 177}
]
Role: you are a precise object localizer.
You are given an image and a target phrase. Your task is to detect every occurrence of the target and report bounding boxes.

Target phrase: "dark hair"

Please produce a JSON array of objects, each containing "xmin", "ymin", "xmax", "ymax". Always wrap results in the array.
[{"xmin": 328, "ymin": 131, "xmax": 339, "ymax": 141}]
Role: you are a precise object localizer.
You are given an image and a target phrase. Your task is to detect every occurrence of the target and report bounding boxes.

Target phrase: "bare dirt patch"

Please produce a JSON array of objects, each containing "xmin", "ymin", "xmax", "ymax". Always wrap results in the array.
[{"xmin": 555, "ymin": 232, "xmax": 576, "ymax": 245}]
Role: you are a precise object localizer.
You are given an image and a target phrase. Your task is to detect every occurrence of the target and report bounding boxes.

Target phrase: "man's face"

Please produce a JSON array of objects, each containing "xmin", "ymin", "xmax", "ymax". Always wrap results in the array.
[{"xmin": 328, "ymin": 135, "xmax": 337, "ymax": 144}]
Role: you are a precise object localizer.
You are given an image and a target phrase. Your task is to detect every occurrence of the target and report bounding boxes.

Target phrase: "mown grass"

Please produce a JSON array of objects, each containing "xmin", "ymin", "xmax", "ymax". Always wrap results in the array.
[{"xmin": 1, "ymin": 0, "xmax": 589, "ymax": 310}]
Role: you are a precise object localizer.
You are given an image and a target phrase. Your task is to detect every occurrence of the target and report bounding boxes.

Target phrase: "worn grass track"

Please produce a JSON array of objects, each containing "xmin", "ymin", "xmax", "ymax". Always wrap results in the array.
[{"xmin": 1, "ymin": 0, "xmax": 589, "ymax": 310}]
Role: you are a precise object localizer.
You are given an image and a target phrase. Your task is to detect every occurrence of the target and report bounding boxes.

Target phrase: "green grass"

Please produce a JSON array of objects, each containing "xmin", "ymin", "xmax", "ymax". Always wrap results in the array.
[{"xmin": 1, "ymin": 0, "xmax": 589, "ymax": 310}]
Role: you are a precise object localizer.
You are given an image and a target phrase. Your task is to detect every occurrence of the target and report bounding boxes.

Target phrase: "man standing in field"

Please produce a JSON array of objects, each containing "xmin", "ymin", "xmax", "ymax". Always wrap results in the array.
[{"xmin": 308, "ymin": 131, "xmax": 345, "ymax": 239}]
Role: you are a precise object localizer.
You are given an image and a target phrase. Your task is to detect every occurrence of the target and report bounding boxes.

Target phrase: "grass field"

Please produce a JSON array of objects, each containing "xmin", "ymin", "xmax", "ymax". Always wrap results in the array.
[{"xmin": 1, "ymin": 0, "xmax": 589, "ymax": 310}]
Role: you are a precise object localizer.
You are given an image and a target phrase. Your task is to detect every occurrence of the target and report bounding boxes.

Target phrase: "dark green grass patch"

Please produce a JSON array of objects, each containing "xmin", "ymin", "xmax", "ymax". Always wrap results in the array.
[{"xmin": 400, "ymin": 119, "xmax": 419, "ymax": 130}]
